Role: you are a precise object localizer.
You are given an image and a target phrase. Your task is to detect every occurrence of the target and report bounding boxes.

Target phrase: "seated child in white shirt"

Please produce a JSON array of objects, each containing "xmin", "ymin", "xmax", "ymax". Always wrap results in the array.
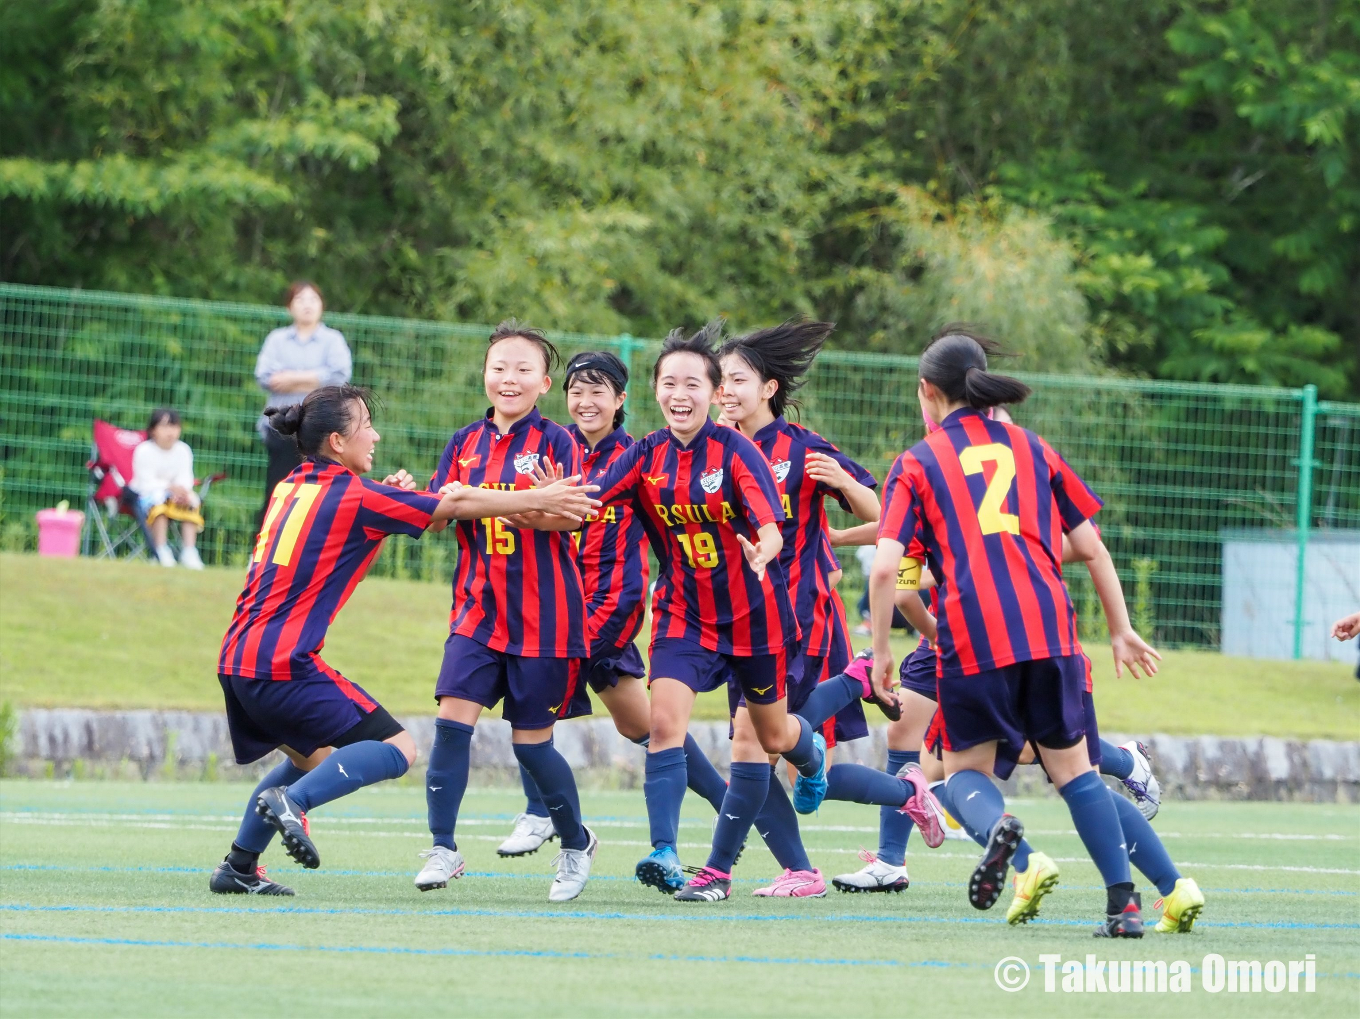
[{"xmin": 128, "ymin": 408, "xmax": 204, "ymax": 569}]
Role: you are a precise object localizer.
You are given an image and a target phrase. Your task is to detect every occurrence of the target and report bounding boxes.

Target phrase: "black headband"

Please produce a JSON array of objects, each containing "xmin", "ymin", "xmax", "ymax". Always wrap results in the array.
[{"xmin": 565, "ymin": 355, "xmax": 628, "ymax": 391}]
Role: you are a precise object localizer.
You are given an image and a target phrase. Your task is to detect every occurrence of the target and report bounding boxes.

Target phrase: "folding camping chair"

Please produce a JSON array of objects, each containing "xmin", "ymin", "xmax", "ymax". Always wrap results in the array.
[{"xmin": 81, "ymin": 419, "xmax": 226, "ymax": 560}]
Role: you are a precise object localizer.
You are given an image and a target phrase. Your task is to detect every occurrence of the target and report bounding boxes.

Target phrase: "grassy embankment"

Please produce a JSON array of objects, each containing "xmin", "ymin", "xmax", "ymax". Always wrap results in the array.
[{"xmin": 1, "ymin": 553, "xmax": 1356, "ymax": 737}]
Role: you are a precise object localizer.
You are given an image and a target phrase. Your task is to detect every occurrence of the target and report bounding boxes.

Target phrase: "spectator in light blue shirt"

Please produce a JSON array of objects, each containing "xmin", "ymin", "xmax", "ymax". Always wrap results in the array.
[{"xmin": 254, "ymin": 280, "xmax": 352, "ymax": 526}]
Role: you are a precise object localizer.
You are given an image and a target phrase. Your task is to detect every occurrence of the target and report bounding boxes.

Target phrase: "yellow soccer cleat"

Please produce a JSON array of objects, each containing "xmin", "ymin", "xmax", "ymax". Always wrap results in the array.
[
  {"xmin": 1154, "ymin": 877, "xmax": 1205, "ymax": 933},
  {"xmin": 1006, "ymin": 851, "xmax": 1060, "ymax": 925},
  {"xmin": 942, "ymin": 808, "xmax": 974, "ymax": 842}
]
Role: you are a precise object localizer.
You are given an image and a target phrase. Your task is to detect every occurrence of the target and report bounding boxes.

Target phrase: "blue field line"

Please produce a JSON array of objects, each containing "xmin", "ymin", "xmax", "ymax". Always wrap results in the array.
[
  {"xmin": 4, "ymin": 902, "xmax": 1357, "ymax": 932},
  {"xmin": 3, "ymin": 862, "xmax": 1355, "ymax": 898},
  {"xmin": 0, "ymin": 931, "xmax": 976, "ymax": 969}
]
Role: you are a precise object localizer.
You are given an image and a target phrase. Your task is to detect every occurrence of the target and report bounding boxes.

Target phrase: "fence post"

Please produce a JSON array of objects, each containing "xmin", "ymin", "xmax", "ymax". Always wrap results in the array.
[
  {"xmin": 616, "ymin": 332, "xmax": 636, "ymax": 375},
  {"xmin": 1292, "ymin": 383, "xmax": 1318, "ymax": 660}
]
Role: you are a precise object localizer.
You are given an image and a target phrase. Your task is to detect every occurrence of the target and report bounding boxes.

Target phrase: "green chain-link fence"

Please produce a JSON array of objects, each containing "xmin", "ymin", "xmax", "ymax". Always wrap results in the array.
[{"xmin": 2, "ymin": 283, "xmax": 1357, "ymax": 656}]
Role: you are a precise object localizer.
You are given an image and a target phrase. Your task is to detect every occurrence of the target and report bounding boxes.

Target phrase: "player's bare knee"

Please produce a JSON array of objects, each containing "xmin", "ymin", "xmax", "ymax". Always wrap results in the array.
[{"xmin": 386, "ymin": 730, "xmax": 418, "ymax": 769}]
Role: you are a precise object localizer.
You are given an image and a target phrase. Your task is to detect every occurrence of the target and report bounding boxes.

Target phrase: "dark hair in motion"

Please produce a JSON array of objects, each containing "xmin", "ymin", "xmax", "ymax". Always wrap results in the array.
[
  {"xmin": 718, "ymin": 317, "xmax": 834, "ymax": 419},
  {"xmin": 652, "ymin": 320, "xmax": 724, "ymax": 389},
  {"xmin": 145, "ymin": 407, "xmax": 181, "ymax": 435},
  {"xmin": 565, "ymin": 350, "xmax": 629, "ymax": 430},
  {"xmin": 918, "ymin": 325, "xmax": 1031, "ymax": 409},
  {"xmin": 284, "ymin": 280, "xmax": 323, "ymax": 307},
  {"xmin": 485, "ymin": 319, "xmax": 560, "ymax": 373},
  {"xmin": 264, "ymin": 384, "xmax": 376, "ymax": 458}
]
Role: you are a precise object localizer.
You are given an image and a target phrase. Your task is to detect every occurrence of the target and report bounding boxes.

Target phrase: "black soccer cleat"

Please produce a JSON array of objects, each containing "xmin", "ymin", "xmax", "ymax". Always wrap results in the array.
[
  {"xmin": 255, "ymin": 786, "xmax": 320, "ymax": 870},
  {"xmin": 1094, "ymin": 890, "xmax": 1145, "ymax": 938},
  {"xmin": 968, "ymin": 814, "xmax": 1024, "ymax": 910},
  {"xmin": 210, "ymin": 858, "xmax": 295, "ymax": 895}
]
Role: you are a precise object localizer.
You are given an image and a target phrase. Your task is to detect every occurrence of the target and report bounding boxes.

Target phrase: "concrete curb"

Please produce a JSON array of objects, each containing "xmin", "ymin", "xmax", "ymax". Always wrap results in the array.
[{"xmin": 11, "ymin": 709, "xmax": 1359, "ymax": 802}]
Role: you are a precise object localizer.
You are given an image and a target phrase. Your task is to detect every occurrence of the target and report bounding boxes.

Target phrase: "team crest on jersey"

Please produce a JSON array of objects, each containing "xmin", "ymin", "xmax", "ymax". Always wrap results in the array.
[
  {"xmin": 513, "ymin": 452, "xmax": 541, "ymax": 475},
  {"xmin": 769, "ymin": 458, "xmax": 792, "ymax": 483},
  {"xmin": 699, "ymin": 466, "xmax": 724, "ymax": 494}
]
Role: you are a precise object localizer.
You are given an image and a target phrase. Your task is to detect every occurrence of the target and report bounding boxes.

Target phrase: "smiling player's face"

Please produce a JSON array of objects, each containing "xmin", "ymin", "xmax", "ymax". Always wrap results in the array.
[
  {"xmin": 718, "ymin": 354, "xmax": 777, "ymax": 427},
  {"xmin": 329, "ymin": 400, "xmax": 379, "ymax": 475},
  {"xmin": 566, "ymin": 379, "xmax": 624, "ymax": 445},
  {"xmin": 655, "ymin": 352, "xmax": 717, "ymax": 442},
  {"xmin": 484, "ymin": 336, "xmax": 552, "ymax": 422}
]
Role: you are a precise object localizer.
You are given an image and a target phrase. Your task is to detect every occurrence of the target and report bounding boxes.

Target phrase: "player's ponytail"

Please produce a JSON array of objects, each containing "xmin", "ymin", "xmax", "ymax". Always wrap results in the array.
[
  {"xmin": 919, "ymin": 326, "xmax": 1031, "ymax": 410},
  {"xmin": 264, "ymin": 384, "xmax": 375, "ymax": 458},
  {"xmin": 718, "ymin": 317, "xmax": 833, "ymax": 419}
]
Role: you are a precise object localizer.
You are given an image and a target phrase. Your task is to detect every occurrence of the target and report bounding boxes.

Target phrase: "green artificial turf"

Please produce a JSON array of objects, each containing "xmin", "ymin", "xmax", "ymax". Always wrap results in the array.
[
  {"xmin": 3, "ymin": 552, "xmax": 1356, "ymax": 736},
  {"xmin": 0, "ymin": 781, "xmax": 1356, "ymax": 1017}
]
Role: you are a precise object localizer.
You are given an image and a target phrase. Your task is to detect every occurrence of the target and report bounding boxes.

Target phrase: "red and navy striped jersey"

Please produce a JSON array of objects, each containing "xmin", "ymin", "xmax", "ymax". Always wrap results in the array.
[
  {"xmin": 568, "ymin": 424, "xmax": 650, "ymax": 653},
  {"xmin": 878, "ymin": 408, "xmax": 1103, "ymax": 677},
  {"xmin": 220, "ymin": 460, "xmax": 441, "ymax": 680},
  {"xmin": 805, "ymin": 533, "xmax": 843, "ymax": 653},
  {"xmin": 594, "ymin": 417, "xmax": 796, "ymax": 655},
  {"xmin": 749, "ymin": 417, "xmax": 875, "ymax": 656},
  {"xmin": 431, "ymin": 408, "xmax": 587, "ymax": 658}
]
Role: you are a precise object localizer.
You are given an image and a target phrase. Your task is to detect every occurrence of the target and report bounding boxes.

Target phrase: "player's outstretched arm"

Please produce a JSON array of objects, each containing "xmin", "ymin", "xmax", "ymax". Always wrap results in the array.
[
  {"xmin": 433, "ymin": 476, "xmax": 600, "ymax": 525},
  {"xmin": 1332, "ymin": 611, "xmax": 1360, "ymax": 641},
  {"xmin": 867, "ymin": 538, "xmax": 905, "ymax": 698},
  {"xmin": 735, "ymin": 522, "xmax": 783, "ymax": 582},
  {"xmin": 827, "ymin": 521, "xmax": 879, "ymax": 547},
  {"xmin": 1067, "ymin": 520, "xmax": 1161, "ymax": 679},
  {"xmin": 806, "ymin": 452, "xmax": 881, "ymax": 522}
]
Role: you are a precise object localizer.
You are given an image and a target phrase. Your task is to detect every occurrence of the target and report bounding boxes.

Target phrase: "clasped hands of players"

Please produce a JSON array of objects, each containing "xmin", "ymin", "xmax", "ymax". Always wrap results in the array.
[{"xmin": 378, "ymin": 465, "xmax": 602, "ymax": 531}]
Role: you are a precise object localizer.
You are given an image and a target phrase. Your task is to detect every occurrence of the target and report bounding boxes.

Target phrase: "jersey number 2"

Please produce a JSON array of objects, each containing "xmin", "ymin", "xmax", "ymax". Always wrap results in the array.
[
  {"xmin": 254, "ymin": 482, "xmax": 322, "ymax": 566},
  {"xmin": 959, "ymin": 443, "xmax": 1020, "ymax": 536}
]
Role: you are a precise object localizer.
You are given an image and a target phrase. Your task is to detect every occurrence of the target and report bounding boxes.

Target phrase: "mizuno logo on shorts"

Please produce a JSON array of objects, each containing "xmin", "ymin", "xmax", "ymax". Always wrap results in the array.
[{"xmin": 751, "ymin": 685, "xmax": 773, "ymax": 695}]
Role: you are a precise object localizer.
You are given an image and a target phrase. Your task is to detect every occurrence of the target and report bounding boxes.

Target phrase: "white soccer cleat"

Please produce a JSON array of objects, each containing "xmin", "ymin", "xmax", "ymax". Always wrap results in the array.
[
  {"xmin": 548, "ymin": 827, "xmax": 598, "ymax": 902},
  {"xmin": 414, "ymin": 846, "xmax": 465, "ymax": 891},
  {"xmin": 1120, "ymin": 740, "xmax": 1162, "ymax": 820},
  {"xmin": 179, "ymin": 546, "xmax": 204, "ymax": 570},
  {"xmin": 497, "ymin": 812, "xmax": 557, "ymax": 857},
  {"xmin": 831, "ymin": 850, "xmax": 909, "ymax": 893},
  {"xmin": 155, "ymin": 545, "xmax": 177, "ymax": 568}
]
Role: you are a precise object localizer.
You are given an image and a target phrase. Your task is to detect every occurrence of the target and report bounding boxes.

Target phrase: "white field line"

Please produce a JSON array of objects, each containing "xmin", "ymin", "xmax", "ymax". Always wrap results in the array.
[
  {"xmin": 1, "ymin": 812, "xmax": 1353, "ymax": 840},
  {"xmin": 3, "ymin": 814, "xmax": 1358, "ymax": 874}
]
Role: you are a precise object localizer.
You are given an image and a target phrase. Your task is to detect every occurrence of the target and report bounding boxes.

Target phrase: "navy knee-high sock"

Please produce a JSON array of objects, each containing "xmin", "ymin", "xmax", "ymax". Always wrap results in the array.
[
  {"xmin": 877, "ymin": 750, "xmax": 916, "ymax": 866},
  {"xmin": 229, "ymin": 759, "xmax": 306, "ymax": 865},
  {"xmin": 1110, "ymin": 788, "xmax": 1179, "ymax": 896},
  {"xmin": 782, "ymin": 714, "xmax": 824, "ymax": 778},
  {"xmin": 684, "ymin": 733, "xmax": 728, "ymax": 813},
  {"xmin": 945, "ymin": 770, "xmax": 1007, "ymax": 843},
  {"xmin": 426, "ymin": 719, "xmax": 474, "ymax": 850},
  {"xmin": 513, "ymin": 739, "xmax": 586, "ymax": 851},
  {"xmin": 1099, "ymin": 740, "xmax": 1134, "ymax": 780},
  {"xmin": 518, "ymin": 762, "xmax": 550, "ymax": 818},
  {"xmin": 708, "ymin": 761, "xmax": 770, "ymax": 873},
  {"xmin": 796, "ymin": 673, "xmax": 860, "ymax": 730},
  {"xmin": 287, "ymin": 741, "xmax": 408, "ymax": 811},
  {"xmin": 935, "ymin": 777, "xmax": 1033, "ymax": 871},
  {"xmin": 826, "ymin": 762, "xmax": 910, "ymax": 807},
  {"xmin": 754, "ymin": 766, "xmax": 813, "ymax": 872},
  {"xmin": 1058, "ymin": 770, "xmax": 1132, "ymax": 888},
  {"xmin": 644, "ymin": 746, "xmax": 687, "ymax": 852}
]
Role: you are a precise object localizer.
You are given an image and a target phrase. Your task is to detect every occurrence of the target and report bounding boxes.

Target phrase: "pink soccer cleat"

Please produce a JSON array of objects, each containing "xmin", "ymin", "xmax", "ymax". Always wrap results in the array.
[
  {"xmin": 843, "ymin": 648, "xmax": 901, "ymax": 721},
  {"xmin": 752, "ymin": 868, "xmax": 827, "ymax": 898},
  {"xmin": 896, "ymin": 763, "xmax": 947, "ymax": 848}
]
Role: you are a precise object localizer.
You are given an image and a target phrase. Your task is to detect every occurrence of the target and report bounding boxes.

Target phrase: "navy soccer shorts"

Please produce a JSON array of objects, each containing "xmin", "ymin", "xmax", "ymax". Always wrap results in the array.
[
  {"xmin": 435, "ymin": 633, "xmax": 582, "ymax": 730},
  {"xmin": 898, "ymin": 641, "xmax": 939, "ymax": 701},
  {"xmin": 219, "ymin": 670, "xmax": 402, "ymax": 765},
  {"xmin": 560, "ymin": 641, "xmax": 647, "ymax": 719},
  {"xmin": 936, "ymin": 653, "xmax": 1089, "ymax": 780},
  {"xmin": 650, "ymin": 636, "xmax": 789, "ymax": 709}
]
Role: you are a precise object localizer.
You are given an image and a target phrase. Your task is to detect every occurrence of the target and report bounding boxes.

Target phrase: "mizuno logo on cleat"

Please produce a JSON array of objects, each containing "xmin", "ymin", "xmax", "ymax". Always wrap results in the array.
[{"xmin": 337, "ymin": 764, "xmax": 348, "ymax": 778}]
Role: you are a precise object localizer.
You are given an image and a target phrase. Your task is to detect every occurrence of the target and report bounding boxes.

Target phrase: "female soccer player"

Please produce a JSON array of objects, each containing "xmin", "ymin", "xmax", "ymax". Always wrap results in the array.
[
  {"xmin": 716, "ymin": 320, "xmax": 914, "ymax": 897},
  {"xmin": 498, "ymin": 351, "xmax": 732, "ymax": 856},
  {"xmin": 868, "ymin": 326, "xmax": 1155, "ymax": 936},
  {"xmin": 210, "ymin": 384, "xmax": 596, "ymax": 896},
  {"xmin": 416, "ymin": 322, "xmax": 604, "ymax": 903},
  {"xmin": 591, "ymin": 323, "xmax": 826, "ymax": 902}
]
